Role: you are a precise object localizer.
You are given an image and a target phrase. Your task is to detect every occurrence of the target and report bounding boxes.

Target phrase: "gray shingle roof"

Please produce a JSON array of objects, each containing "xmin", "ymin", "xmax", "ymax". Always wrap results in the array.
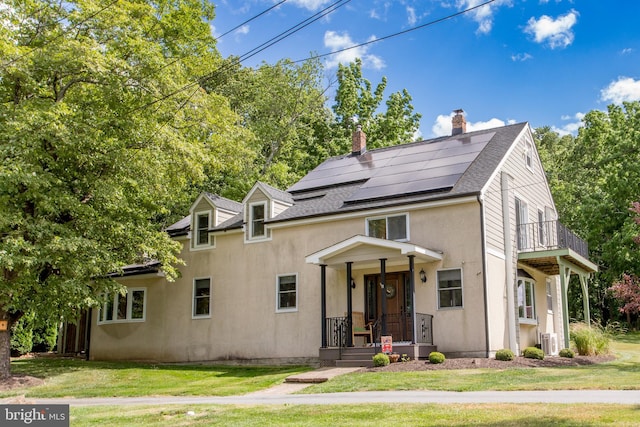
[
  {"xmin": 203, "ymin": 193, "xmax": 243, "ymax": 213},
  {"xmin": 269, "ymin": 123, "xmax": 528, "ymax": 223}
]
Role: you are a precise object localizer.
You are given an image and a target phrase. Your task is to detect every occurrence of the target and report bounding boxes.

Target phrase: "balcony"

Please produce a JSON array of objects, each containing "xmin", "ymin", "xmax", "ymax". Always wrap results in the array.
[{"xmin": 516, "ymin": 220, "xmax": 597, "ymax": 275}]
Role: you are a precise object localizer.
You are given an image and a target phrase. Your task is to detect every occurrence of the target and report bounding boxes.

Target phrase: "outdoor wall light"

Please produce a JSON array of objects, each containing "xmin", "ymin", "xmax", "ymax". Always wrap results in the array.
[
  {"xmin": 419, "ymin": 268, "xmax": 427, "ymax": 283},
  {"xmin": 351, "ymin": 277, "xmax": 356, "ymax": 289}
]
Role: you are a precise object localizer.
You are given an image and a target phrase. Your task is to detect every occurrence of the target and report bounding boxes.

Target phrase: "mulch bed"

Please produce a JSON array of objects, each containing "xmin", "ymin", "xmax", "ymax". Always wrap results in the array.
[{"xmin": 369, "ymin": 354, "xmax": 615, "ymax": 372}]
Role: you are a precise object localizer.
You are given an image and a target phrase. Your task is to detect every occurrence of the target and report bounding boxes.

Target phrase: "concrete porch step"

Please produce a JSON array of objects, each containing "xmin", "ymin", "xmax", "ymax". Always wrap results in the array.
[{"xmin": 335, "ymin": 359, "xmax": 373, "ymax": 368}]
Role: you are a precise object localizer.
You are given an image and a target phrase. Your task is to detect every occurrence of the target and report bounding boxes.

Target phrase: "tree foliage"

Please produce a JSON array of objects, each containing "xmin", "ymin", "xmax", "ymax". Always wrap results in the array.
[
  {"xmin": 331, "ymin": 58, "xmax": 421, "ymax": 153},
  {"xmin": 535, "ymin": 101, "xmax": 640, "ymax": 324},
  {"xmin": 0, "ymin": 0, "xmax": 242, "ymax": 377}
]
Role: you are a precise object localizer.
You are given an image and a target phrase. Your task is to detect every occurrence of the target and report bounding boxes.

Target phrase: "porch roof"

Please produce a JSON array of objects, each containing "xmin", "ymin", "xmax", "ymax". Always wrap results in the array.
[{"xmin": 305, "ymin": 235, "xmax": 443, "ymax": 269}]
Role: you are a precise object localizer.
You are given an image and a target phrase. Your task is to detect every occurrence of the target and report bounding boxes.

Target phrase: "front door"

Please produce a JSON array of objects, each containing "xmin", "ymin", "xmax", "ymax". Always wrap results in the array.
[{"xmin": 364, "ymin": 272, "xmax": 412, "ymax": 341}]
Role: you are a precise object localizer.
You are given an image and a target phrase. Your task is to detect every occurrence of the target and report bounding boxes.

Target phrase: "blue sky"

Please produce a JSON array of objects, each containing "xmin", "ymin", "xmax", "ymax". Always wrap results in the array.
[{"xmin": 211, "ymin": 0, "xmax": 640, "ymax": 138}]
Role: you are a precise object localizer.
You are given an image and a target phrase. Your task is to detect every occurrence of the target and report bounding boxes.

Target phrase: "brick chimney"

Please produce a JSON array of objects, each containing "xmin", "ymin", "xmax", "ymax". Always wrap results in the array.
[
  {"xmin": 452, "ymin": 109, "xmax": 466, "ymax": 136},
  {"xmin": 352, "ymin": 124, "xmax": 366, "ymax": 155}
]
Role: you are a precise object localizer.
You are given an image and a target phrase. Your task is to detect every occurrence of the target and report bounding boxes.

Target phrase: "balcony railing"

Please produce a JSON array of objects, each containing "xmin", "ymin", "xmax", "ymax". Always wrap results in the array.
[{"xmin": 516, "ymin": 220, "xmax": 589, "ymax": 259}]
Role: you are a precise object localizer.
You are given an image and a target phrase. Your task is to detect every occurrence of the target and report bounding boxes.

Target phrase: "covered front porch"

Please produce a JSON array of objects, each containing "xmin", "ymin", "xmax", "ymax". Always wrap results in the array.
[{"xmin": 306, "ymin": 235, "xmax": 443, "ymax": 365}]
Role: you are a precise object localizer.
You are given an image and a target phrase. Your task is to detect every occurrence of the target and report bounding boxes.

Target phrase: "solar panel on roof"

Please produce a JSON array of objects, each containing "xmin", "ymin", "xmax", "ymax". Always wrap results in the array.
[{"xmin": 288, "ymin": 131, "xmax": 496, "ymax": 201}]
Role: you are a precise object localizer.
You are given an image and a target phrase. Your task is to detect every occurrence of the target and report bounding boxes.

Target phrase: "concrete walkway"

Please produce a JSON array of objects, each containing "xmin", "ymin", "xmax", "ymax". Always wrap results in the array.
[{"xmin": 4, "ymin": 367, "xmax": 640, "ymax": 407}]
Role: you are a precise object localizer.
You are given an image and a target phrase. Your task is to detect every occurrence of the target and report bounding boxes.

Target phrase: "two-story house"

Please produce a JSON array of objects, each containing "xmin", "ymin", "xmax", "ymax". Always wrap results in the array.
[{"xmin": 82, "ymin": 111, "xmax": 597, "ymax": 365}]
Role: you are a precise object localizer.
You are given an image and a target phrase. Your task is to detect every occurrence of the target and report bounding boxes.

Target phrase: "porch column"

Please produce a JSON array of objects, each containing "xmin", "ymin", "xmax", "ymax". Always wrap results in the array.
[
  {"xmin": 408, "ymin": 255, "xmax": 417, "ymax": 344},
  {"xmin": 346, "ymin": 261, "xmax": 353, "ymax": 347},
  {"xmin": 380, "ymin": 258, "xmax": 387, "ymax": 337},
  {"xmin": 579, "ymin": 273, "xmax": 591, "ymax": 326},
  {"xmin": 320, "ymin": 264, "xmax": 327, "ymax": 348},
  {"xmin": 558, "ymin": 260, "xmax": 571, "ymax": 349}
]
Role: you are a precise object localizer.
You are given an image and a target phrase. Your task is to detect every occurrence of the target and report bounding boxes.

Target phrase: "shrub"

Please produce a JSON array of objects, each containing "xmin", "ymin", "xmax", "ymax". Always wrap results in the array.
[
  {"xmin": 523, "ymin": 346, "xmax": 544, "ymax": 360},
  {"xmin": 495, "ymin": 348, "xmax": 514, "ymax": 361},
  {"xmin": 372, "ymin": 352, "xmax": 390, "ymax": 367},
  {"xmin": 559, "ymin": 348, "xmax": 575, "ymax": 358},
  {"xmin": 10, "ymin": 316, "xmax": 34, "ymax": 356},
  {"xmin": 400, "ymin": 354, "xmax": 411, "ymax": 363},
  {"xmin": 428, "ymin": 351, "xmax": 445, "ymax": 364},
  {"xmin": 570, "ymin": 322, "xmax": 610, "ymax": 356}
]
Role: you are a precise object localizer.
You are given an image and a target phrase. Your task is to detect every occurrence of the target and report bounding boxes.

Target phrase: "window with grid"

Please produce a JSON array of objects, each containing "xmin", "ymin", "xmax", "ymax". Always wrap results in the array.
[{"xmin": 277, "ymin": 274, "xmax": 297, "ymax": 312}]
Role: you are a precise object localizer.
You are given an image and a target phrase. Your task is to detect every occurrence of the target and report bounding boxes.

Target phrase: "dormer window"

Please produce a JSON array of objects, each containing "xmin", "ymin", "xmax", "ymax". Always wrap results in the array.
[
  {"xmin": 195, "ymin": 211, "xmax": 211, "ymax": 247},
  {"xmin": 366, "ymin": 214, "xmax": 408, "ymax": 241},
  {"xmin": 250, "ymin": 202, "xmax": 266, "ymax": 239}
]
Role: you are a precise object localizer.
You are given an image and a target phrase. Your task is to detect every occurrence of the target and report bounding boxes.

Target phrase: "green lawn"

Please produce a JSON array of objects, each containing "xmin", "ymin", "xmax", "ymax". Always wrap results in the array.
[
  {"xmin": 3, "ymin": 358, "xmax": 312, "ymax": 398},
  {"xmin": 303, "ymin": 332, "xmax": 640, "ymax": 394},
  {"xmin": 5, "ymin": 334, "xmax": 640, "ymax": 425},
  {"xmin": 69, "ymin": 403, "xmax": 640, "ymax": 426}
]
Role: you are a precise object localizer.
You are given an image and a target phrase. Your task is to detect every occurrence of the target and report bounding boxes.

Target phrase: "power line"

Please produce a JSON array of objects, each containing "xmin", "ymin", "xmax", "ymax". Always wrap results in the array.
[
  {"xmin": 214, "ymin": 0, "xmax": 289, "ymax": 41},
  {"xmin": 143, "ymin": 0, "xmax": 352, "ymax": 139},
  {"xmin": 295, "ymin": 0, "xmax": 497, "ymax": 64},
  {"xmin": 134, "ymin": 0, "xmax": 352, "ymax": 115}
]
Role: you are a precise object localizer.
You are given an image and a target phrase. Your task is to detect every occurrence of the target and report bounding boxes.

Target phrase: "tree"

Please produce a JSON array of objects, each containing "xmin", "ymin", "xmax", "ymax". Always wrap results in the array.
[
  {"xmin": 206, "ymin": 57, "xmax": 332, "ymax": 193},
  {"xmin": 0, "ymin": 0, "xmax": 241, "ymax": 378},
  {"xmin": 331, "ymin": 58, "xmax": 421, "ymax": 153},
  {"xmin": 609, "ymin": 274, "xmax": 640, "ymax": 329},
  {"xmin": 535, "ymin": 102, "xmax": 640, "ymax": 323}
]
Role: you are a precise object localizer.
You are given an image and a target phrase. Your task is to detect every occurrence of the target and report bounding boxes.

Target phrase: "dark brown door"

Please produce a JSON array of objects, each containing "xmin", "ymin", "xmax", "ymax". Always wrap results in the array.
[{"xmin": 365, "ymin": 272, "xmax": 412, "ymax": 341}]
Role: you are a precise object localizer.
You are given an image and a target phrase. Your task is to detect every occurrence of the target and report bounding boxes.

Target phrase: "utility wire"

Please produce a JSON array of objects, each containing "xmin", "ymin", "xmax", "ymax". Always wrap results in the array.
[
  {"xmin": 135, "ymin": 0, "xmax": 352, "ymax": 115},
  {"xmin": 215, "ymin": 0, "xmax": 289, "ymax": 41},
  {"xmin": 145, "ymin": 0, "xmax": 352, "ymax": 140},
  {"xmin": 295, "ymin": 0, "xmax": 496, "ymax": 64}
]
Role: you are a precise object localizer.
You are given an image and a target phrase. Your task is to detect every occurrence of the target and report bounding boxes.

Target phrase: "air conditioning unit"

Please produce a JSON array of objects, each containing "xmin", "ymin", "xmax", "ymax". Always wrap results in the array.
[{"xmin": 541, "ymin": 333, "xmax": 558, "ymax": 356}]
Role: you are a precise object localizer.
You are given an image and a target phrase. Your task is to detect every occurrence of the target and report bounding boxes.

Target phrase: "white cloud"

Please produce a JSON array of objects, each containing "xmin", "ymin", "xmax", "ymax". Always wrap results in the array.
[
  {"xmin": 236, "ymin": 25, "xmax": 249, "ymax": 36},
  {"xmin": 524, "ymin": 9, "xmax": 579, "ymax": 49},
  {"xmin": 407, "ymin": 6, "xmax": 417, "ymax": 26},
  {"xmin": 456, "ymin": 0, "xmax": 513, "ymax": 35},
  {"xmin": 600, "ymin": 77, "xmax": 640, "ymax": 104},
  {"xmin": 621, "ymin": 48, "xmax": 634, "ymax": 55},
  {"xmin": 511, "ymin": 53, "xmax": 533, "ymax": 62},
  {"xmin": 553, "ymin": 112, "xmax": 585, "ymax": 136},
  {"xmin": 431, "ymin": 113, "xmax": 507, "ymax": 137},
  {"xmin": 288, "ymin": 0, "xmax": 333, "ymax": 11},
  {"xmin": 323, "ymin": 31, "xmax": 385, "ymax": 70}
]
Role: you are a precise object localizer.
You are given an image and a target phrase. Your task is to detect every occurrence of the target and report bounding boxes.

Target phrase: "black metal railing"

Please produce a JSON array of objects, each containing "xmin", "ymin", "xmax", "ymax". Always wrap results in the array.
[
  {"xmin": 516, "ymin": 220, "xmax": 589, "ymax": 258},
  {"xmin": 324, "ymin": 313, "xmax": 433, "ymax": 348},
  {"xmin": 325, "ymin": 316, "xmax": 348, "ymax": 348}
]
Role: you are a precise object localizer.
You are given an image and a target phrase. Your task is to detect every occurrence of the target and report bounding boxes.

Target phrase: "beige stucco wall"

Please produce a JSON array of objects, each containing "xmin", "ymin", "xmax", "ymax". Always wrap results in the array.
[{"xmin": 90, "ymin": 197, "xmax": 496, "ymax": 361}]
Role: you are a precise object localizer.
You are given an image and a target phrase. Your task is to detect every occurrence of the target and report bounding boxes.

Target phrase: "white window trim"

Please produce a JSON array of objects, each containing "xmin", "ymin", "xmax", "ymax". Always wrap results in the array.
[
  {"xmin": 515, "ymin": 195, "xmax": 530, "ymax": 251},
  {"xmin": 524, "ymin": 139, "xmax": 534, "ymax": 172},
  {"xmin": 546, "ymin": 279, "xmax": 554, "ymax": 314},
  {"xmin": 436, "ymin": 268, "xmax": 463, "ymax": 310},
  {"xmin": 276, "ymin": 273, "xmax": 298, "ymax": 313},
  {"xmin": 192, "ymin": 277, "xmax": 212, "ymax": 319},
  {"xmin": 98, "ymin": 287, "xmax": 147, "ymax": 324},
  {"xmin": 365, "ymin": 213, "xmax": 410, "ymax": 242},
  {"xmin": 192, "ymin": 210, "xmax": 214, "ymax": 250},
  {"xmin": 248, "ymin": 201, "xmax": 269, "ymax": 242},
  {"xmin": 518, "ymin": 277, "xmax": 537, "ymax": 324}
]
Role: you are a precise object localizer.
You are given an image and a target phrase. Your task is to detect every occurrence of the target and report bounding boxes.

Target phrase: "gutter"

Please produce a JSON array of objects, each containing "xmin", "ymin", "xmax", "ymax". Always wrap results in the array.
[{"xmin": 478, "ymin": 193, "xmax": 492, "ymax": 358}]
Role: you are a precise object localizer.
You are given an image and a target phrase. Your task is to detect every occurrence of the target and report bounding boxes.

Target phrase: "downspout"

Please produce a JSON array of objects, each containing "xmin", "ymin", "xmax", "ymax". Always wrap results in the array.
[
  {"xmin": 478, "ymin": 194, "xmax": 491, "ymax": 357},
  {"xmin": 84, "ymin": 308, "xmax": 92, "ymax": 361},
  {"xmin": 502, "ymin": 172, "xmax": 518, "ymax": 354}
]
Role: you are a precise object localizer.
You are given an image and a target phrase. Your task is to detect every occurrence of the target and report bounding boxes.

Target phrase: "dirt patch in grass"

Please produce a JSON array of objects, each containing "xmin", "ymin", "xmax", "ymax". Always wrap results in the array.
[
  {"xmin": 370, "ymin": 355, "xmax": 615, "ymax": 372},
  {"xmin": 0, "ymin": 374, "xmax": 44, "ymax": 391}
]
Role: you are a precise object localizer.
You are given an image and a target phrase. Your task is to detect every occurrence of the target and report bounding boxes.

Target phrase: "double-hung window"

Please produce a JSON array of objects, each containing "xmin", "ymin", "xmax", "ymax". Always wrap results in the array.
[
  {"xmin": 276, "ymin": 274, "xmax": 297, "ymax": 312},
  {"xmin": 193, "ymin": 278, "xmax": 211, "ymax": 318},
  {"xmin": 437, "ymin": 269, "xmax": 463, "ymax": 309},
  {"xmin": 195, "ymin": 212, "xmax": 211, "ymax": 247},
  {"xmin": 250, "ymin": 202, "xmax": 266, "ymax": 239},
  {"xmin": 366, "ymin": 214, "xmax": 408, "ymax": 241},
  {"xmin": 99, "ymin": 288, "xmax": 146, "ymax": 323},
  {"xmin": 518, "ymin": 278, "xmax": 536, "ymax": 322}
]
